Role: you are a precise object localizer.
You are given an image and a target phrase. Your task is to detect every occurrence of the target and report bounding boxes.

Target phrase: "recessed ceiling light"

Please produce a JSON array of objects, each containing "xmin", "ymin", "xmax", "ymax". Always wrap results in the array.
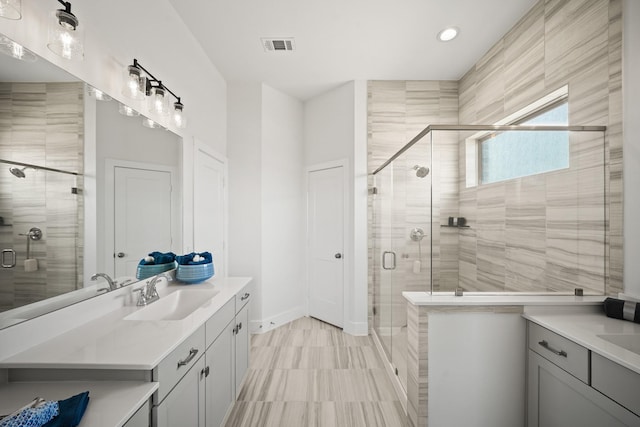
[{"xmin": 437, "ymin": 27, "xmax": 459, "ymax": 42}]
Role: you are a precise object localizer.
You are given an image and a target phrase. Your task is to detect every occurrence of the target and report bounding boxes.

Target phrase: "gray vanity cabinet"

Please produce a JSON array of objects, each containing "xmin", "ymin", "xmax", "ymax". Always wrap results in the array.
[
  {"xmin": 154, "ymin": 356, "xmax": 206, "ymax": 427},
  {"xmin": 152, "ymin": 288, "xmax": 252, "ymax": 427},
  {"xmin": 527, "ymin": 322, "xmax": 640, "ymax": 427}
]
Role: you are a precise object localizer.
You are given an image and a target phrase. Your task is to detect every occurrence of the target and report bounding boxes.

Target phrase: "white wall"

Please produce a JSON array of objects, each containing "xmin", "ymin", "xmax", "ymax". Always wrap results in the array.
[
  {"xmin": 228, "ymin": 83, "xmax": 263, "ymax": 323},
  {"xmin": 303, "ymin": 81, "xmax": 368, "ymax": 335},
  {"xmin": 261, "ymin": 85, "xmax": 305, "ymax": 325},
  {"xmin": 623, "ymin": 0, "xmax": 640, "ymax": 297},
  {"xmin": 228, "ymin": 83, "xmax": 305, "ymax": 332}
]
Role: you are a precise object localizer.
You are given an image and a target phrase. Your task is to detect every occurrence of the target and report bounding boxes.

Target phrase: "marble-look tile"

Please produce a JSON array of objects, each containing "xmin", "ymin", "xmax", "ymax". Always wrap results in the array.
[{"xmin": 227, "ymin": 317, "xmax": 406, "ymax": 427}]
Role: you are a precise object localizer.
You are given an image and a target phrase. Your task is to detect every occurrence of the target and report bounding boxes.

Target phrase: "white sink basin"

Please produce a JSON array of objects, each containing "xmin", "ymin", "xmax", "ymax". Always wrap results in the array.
[
  {"xmin": 598, "ymin": 333, "xmax": 640, "ymax": 355},
  {"xmin": 125, "ymin": 289, "xmax": 219, "ymax": 321}
]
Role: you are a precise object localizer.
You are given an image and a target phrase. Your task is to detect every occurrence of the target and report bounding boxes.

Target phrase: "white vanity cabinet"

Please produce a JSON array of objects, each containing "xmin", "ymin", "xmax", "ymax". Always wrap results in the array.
[{"xmin": 527, "ymin": 322, "xmax": 640, "ymax": 427}]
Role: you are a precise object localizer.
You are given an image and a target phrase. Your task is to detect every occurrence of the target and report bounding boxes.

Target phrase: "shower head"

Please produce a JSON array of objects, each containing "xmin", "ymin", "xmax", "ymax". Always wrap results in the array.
[
  {"xmin": 413, "ymin": 165, "xmax": 430, "ymax": 178},
  {"xmin": 9, "ymin": 167, "xmax": 26, "ymax": 178}
]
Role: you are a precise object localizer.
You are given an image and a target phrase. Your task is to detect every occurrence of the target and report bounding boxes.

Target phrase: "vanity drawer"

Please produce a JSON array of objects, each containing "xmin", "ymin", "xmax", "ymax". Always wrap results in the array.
[
  {"xmin": 592, "ymin": 352, "xmax": 640, "ymax": 416},
  {"xmin": 205, "ymin": 297, "xmax": 235, "ymax": 348},
  {"xmin": 236, "ymin": 286, "xmax": 252, "ymax": 313},
  {"xmin": 528, "ymin": 322, "xmax": 589, "ymax": 383},
  {"xmin": 154, "ymin": 325, "xmax": 205, "ymax": 404}
]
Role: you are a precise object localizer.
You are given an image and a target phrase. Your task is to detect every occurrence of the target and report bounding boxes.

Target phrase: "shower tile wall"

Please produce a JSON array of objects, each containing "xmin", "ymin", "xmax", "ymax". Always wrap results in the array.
[
  {"xmin": 368, "ymin": 0, "xmax": 622, "ymax": 304},
  {"xmin": 0, "ymin": 82, "xmax": 84, "ymax": 311},
  {"xmin": 457, "ymin": 0, "xmax": 620, "ymax": 294},
  {"xmin": 368, "ymin": 81, "xmax": 459, "ymax": 331}
]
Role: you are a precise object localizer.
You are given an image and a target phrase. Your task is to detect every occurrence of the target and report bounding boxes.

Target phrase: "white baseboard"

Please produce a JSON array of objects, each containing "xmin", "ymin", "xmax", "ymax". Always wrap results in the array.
[
  {"xmin": 250, "ymin": 305, "xmax": 305, "ymax": 334},
  {"xmin": 344, "ymin": 320, "xmax": 368, "ymax": 336}
]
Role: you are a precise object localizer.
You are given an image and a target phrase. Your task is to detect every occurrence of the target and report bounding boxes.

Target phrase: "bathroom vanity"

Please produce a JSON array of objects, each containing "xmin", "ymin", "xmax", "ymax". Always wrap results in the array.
[
  {"xmin": 0, "ymin": 275, "xmax": 252, "ymax": 427},
  {"xmin": 402, "ymin": 293, "xmax": 640, "ymax": 427}
]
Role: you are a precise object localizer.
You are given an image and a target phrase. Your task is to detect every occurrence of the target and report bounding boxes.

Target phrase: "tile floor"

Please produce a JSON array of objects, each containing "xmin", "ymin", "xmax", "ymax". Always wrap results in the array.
[{"xmin": 225, "ymin": 317, "xmax": 408, "ymax": 427}]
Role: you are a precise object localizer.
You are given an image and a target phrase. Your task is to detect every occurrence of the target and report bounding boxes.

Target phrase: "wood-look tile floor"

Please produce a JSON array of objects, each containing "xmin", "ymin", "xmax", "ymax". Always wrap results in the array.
[{"xmin": 225, "ymin": 317, "xmax": 408, "ymax": 427}]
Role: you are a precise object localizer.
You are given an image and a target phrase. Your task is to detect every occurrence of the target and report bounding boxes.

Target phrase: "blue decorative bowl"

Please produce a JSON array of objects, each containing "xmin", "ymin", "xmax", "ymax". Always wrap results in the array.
[
  {"xmin": 136, "ymin": 261, "xmax": 177, "ymax": 280},
  {"xmin": 176, "ymin": 262, "xmax": 214, "ymax": 284}
]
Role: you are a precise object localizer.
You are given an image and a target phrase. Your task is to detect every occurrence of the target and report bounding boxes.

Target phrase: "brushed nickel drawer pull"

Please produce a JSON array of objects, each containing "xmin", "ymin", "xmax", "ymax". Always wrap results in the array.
[
  {"xmin": 539, "ymin": 340, "xmax": 567, "ymax": 357},
  {"xmin": 177, "ymin": 348, "xmax": 199, "ymax": 367},
  {"xmin": 241, "ymin": 292, "xmax": 250, "ymax": 301}
]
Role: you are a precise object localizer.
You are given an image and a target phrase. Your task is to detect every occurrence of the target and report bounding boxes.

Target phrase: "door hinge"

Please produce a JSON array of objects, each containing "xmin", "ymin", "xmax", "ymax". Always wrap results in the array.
[{"xmin": 372, "ymin": 307, "xmax": 376, "ymax": 316}]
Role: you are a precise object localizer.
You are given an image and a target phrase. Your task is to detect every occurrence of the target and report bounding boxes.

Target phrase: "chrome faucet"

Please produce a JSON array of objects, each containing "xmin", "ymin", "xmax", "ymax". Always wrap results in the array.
[
  {"xmin": 136, "ymin": 273, "xmax": 167, "ymax": 306},
  {"xmin": 91, "ymin": 272, "xmax": 118, "ymax": 291}
]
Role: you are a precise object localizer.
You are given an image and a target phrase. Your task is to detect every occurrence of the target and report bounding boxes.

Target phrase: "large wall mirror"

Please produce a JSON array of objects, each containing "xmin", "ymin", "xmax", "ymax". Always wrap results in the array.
[{"xmin": 0, "ymin": 34, "xmax": 183, "ymax": 329}]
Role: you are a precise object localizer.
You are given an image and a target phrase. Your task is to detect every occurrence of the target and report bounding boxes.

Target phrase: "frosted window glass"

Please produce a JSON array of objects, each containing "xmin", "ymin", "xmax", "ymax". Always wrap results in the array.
[{"xmin": 481, "ymin": 103, "xmax": 568, "ymax": 184}]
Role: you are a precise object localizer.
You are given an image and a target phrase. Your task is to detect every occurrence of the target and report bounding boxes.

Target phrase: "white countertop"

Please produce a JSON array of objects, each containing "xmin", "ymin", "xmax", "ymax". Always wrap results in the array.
[
  {"xmin": 0, "ymin": 276, "xmax": 252, "ymax": 370},
  {"xmin": 524, "ymin": 311, "xmax": 640, "ymax": 375},
  {"xmin": 403, "ymin": 291, "xmax": 606, "ymax": 306},
  {"xmin": 0, "ymin": 381, "xmax": 157, "ymax": 427}
]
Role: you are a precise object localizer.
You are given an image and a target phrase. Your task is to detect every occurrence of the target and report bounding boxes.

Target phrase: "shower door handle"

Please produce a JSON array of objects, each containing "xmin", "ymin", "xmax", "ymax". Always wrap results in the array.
[
  {"xmin": 382, "ymin": 251, "xmax": 396, "ymax": 270},
  {"xmin": 2, "ymin": 249, "xmax": 16, "ymax": 268}
]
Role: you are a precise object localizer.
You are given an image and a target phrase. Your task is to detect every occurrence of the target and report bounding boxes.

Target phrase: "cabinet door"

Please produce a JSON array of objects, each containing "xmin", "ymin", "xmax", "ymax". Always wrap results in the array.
[
  {"xmin": 528, "ymin": 350, "xmax": 638, "ymax": 427},
  {"xmin": 155, "ymin": 356, "xmax": 206, "ymax": 427},
  {"xmin": 205, "ymin": 320, "xmax": 235, "ymax": 427},
  {"xmin": 235, "ymin": 302, "xmax": 250, "ymax": 397}
]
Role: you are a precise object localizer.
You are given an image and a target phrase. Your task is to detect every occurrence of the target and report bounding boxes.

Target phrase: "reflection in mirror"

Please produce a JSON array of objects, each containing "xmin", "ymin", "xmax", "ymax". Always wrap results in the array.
[{"xmin": 0, "ymin": 34, "xmax": 182, "ymax": 329}]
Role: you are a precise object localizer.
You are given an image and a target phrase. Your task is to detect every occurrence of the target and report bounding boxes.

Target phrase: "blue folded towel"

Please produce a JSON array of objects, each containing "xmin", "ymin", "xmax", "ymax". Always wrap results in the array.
[
  {"xmin": 176, "ymin": 251, "xmax": 213, "ymax": 265},
  {"xmin": 42, "ymin": 391, "xmax": 89, "ymax": 427},
  {"xmin": 0, "ymin": 399, "xmax": 58, "ymax": 427},
  {"xmin": 138, "ymin": 251, "xmax": 176, "ymax": 266}
]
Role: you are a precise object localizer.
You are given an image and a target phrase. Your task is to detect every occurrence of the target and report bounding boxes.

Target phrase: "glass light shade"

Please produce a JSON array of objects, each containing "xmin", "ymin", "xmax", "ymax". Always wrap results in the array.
[
  {"xmin": 0, "ymin": 0, "xmax": 21, "ymax": 20},
  {"xmin": 0, "ymin": 35, "xmax": 36, "ymax": 61},
  {"xmin": 47, "ymin": 9, "xmax": 84, "ymax": 60},
  {"xmin": 148, "ymin": 86, "xmax": 170, "ymax": 116},
  {"xmin": 173, "ymin": 102, "xmax": 187, "ymax": 129},
  {"xmin": 122, "ymin": 65, "xmax": 146, "ymax": 100},
  {"xmin": 88, "ymin": 86, "xmax": 112, "ymax": 101},
  {"xmin": 118, "ymin": 103, "xmax": 140, "ymax": 117},
  {"xmin": 142, "ymin": 117, "xmax": 162, "ymax": 129}
]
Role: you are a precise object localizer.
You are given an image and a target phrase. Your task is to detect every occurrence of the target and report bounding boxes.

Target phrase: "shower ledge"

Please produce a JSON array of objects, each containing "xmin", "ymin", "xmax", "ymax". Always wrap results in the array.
[{"xmin": 403, "ymin": 292, "xmax": 606, "ymax": 306}]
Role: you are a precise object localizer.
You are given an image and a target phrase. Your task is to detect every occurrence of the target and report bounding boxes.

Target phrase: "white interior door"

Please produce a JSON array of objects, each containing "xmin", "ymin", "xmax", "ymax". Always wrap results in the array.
[
  {"xmin": 193, "ymin": 146, "xmax": 226, "ymax": 277},
  {"xmin": 114, "ymin": 167, "xmax": 173, "ymax": 277},
  {"xmin": 307, "ymin": 166, "xmax": 344, "ymax": 328}
]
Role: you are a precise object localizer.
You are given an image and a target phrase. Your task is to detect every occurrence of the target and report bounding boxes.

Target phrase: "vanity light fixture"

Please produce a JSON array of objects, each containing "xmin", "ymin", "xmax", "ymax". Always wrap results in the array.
[
  {"xmin": 123, "ymin": 59, "xmax": 186, "ymax": 128},
  {"xmin": 437, "ymin": 26, "xmax": 459, "ymax": 42},
  {"xmin": 47, "ymin": 0, "xmax": 84, "ymax": 61},
  {"xmin": 118, "ymin": 103, "xmax": 140, "ymax": 117},
  {"xmin": 87, "ymin": 85, "xmax": 112, "ymax": 102},
  {"xmin": 142, "ymin": 117, "xmax": 162, "ymax": 129},
  {"xmin": 0, "ymin": 35, "xmax": 36, "ymax": 61},
  {"xmin": 0, "ymin": 0, "xmax": 21, "ymax": 20}
]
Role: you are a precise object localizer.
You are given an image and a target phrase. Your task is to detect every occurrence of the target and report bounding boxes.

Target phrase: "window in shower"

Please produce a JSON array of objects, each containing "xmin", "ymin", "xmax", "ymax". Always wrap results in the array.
[{"xmin": 480, "ymin": 100, "xmax": 569, "ymax": 185}]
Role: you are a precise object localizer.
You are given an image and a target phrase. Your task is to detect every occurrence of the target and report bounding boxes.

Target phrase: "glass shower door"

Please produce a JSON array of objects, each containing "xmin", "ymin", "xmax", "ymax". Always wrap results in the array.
[{"xmin": 373, "ymin": 165, "xmax": 394, "ymax": 360}]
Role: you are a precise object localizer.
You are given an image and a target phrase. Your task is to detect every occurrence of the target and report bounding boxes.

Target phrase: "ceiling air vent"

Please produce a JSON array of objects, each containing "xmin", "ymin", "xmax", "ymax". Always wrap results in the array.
[{"xmin": 261, "ymin": 38, "xmax": 295, "ymax": 52}]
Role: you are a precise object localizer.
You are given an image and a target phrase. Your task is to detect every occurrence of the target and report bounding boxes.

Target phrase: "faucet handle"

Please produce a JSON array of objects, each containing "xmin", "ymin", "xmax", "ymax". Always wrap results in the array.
[{"xmin": 135, "ymin": 288, "xmax": 149, "ymax": 306}]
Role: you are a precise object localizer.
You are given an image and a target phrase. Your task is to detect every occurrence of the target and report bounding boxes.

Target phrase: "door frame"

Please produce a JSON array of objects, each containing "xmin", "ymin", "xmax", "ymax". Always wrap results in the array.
[
  {"xmin": 305, "ymin": 159, "xmax": 350, "ymax": 327},
  {"xmin": 104, "ymin": 158, "xmax": 180, "ymax": 277},
  {"xmin": 192, "ymin": 141, "xmax": 228, "ymax": 277}
]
